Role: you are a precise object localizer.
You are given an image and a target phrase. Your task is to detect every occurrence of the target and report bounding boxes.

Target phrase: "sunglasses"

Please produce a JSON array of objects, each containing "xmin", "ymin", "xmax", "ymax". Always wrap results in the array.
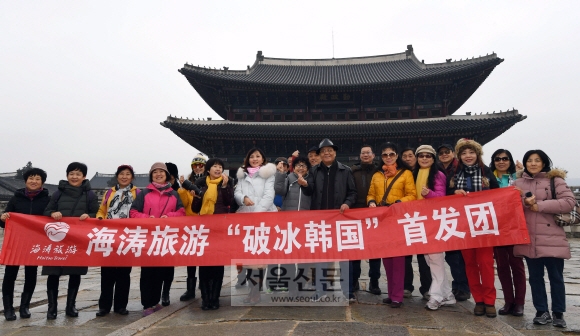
[
  {"xmin": 381, "ymin": 152, "xmax": 397, "ymax": 158},
  {"xmin": 417, "ymin": 154, "xmax": 433, "ymax": 159},
  {"xmin": 494, "ymin": 157, "xmax": 510, "ymax": 162},
  {"xmin": 192, "ymin": 164, "xmax": 205, "ymax": 168},
  {"xmin": 438, "ymin": 149, "xmax": 451, "ymax": 155}
]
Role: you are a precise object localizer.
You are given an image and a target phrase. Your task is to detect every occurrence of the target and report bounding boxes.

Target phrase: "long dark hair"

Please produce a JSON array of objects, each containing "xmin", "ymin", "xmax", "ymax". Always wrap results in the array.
[
  {"xmin": 412, "ymin": 153, "xmax": 441, "ymax": 190},
  {"xmin": 490, "ymin": 149, "xmax": 516, "ymax": 174},
  {"xmin": 380, "ymin": 142, "xmax": 412, "ymax": 171},
  {"xmin": 522, "ymin": 150, "xmax": 552, "ymax": 176},
  {"xmin": 242, "ymin": 147, "xmax": 268, "ymax": 172}
]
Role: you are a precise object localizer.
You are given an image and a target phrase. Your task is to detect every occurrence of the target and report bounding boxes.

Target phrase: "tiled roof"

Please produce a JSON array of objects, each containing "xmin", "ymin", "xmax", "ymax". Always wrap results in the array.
[
  {"xmin": 162, "ymin": 110, "xmax": 525, "ymax": 140},
  {"xmin": 180, "ymin": 47, "xmax": 502, "ymax": 89},
  {"xmin": 89, "ymin": 173, "xmax": 150, "ymax": 189}
]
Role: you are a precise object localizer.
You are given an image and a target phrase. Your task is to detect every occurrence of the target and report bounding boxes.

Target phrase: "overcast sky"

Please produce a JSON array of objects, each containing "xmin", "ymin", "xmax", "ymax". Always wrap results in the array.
[{"xmin": 1, "ymin": 1, "xmax": 579, "ymax": 184}]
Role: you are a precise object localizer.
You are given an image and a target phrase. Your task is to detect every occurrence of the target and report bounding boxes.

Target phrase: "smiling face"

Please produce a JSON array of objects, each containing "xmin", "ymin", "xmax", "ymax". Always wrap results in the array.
[
  {"xmin": 526, "ymin": 153, "xmax": 545, "ymax": 176},
  {"xmin": 192, "ymin": 163, "xmax": 205, "ymax": 175},
  {"xmin": 248, "ymin": 151, "xmax": 264, "ymax": 168},
  {"xmin": 417, "ymin": 153, "xmax": 435, "ymax": 169},
  {"xmin": 25, "ymin": 175, "xmax": 43, "ymax": 192},
  {"xmin": 438, "ymin": 148, "xmax": 454, "ymax": 165},
  {"xmin": 116, "ymin": 169, "xmax": 133, "ymax": 189},
  {"xmin": 493, "ymin": 152, "xmax": 511, "ymax": 174},
  {"xmin": 308, "ymin": 151, "xmax": 321, "ymax": 166},
  {"xmin": 359, "ymin": 147, "xmax": 375, "ymax": 164},
  {"xmin": 293, "ymin": 161, "xmax": 308, "ymax": 176},
  {"xmin": 151, "ymin": 169, "xmax": 167, "ymax": 184},
  {"xmin": 401, "ymin": 150, "xmax": 417, "ymax": 168},
  {"xmin": 67, "ymin": 169, "xmax": 85, "ymax": 187},
  {"xmin": 381, "ymin": 148, "xmax": 397, "ymax": 165},
  {"xmin": 208, "ymin": 163, "xmax": 223, "ymax": 179},
  {"xmin": 460, "ymin": 148, "xmax": 478, "ymax": 166},
  {"xmin": 319, "ymin": 147, "xmax": 336, "ymax": 166}
]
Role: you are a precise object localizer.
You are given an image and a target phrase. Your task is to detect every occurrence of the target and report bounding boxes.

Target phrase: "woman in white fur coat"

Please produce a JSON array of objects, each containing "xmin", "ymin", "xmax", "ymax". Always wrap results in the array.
[{"xmin": 234, "ymin": 147, "xmax": 277, "ymax": 304}]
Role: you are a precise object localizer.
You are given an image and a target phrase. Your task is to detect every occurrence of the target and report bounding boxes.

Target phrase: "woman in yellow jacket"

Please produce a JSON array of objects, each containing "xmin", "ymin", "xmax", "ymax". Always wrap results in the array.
[
  {"xmin": 367, "ymin": 142, "xmax": 416, "ymax": 308},
  {"xmin": 95, "ymin": 164, "xmax": 140, "ymax": 316}
]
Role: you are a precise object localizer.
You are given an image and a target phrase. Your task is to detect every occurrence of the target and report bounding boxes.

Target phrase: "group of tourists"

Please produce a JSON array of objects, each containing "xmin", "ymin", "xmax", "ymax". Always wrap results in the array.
[{"xmin": 0, "ymin": 137, "xmax": 575, "ymax": 329}]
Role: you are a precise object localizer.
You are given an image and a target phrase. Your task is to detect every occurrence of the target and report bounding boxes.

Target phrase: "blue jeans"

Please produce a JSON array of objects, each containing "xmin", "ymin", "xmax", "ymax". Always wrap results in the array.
[
  {"xmin": 525, "ymin": 257, "xmax": 566, "ymax": 313},
  {"xmin": 445, "ymin": 250, "xmax": 470, "ymax": 293}
]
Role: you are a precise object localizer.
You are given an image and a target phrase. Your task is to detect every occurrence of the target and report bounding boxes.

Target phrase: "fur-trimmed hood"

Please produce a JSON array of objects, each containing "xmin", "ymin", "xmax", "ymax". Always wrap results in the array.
[
  {"xmin": 518, "ymin": 168, "xmax": 567, "ymax": 179},
  {"xmin": 237, "ymin": 163, "xmax": 277, "ymax": 180}
]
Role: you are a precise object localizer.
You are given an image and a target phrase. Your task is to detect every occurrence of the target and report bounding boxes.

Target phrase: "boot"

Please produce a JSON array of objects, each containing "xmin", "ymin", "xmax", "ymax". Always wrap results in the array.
[
  {"xmin": 3, "ymin": 296, "xmax": 16, "ymax": 321},
  {"xmin": 210, "ymin": 279, "xmax": 222, "ymax": 310},
  {"xmin": 180, "ymin": 277, "xmax": 197, "ymax": 301},
  {"xmin": 19, "ymin": 292, "xmax": 33, "ymax": 318},
  {"xmin": 369, "ymin": 278, "xmax": 381, "ymax": 295},
  {"xmin": 161, "ymin": 283, "xmax": 170, "ymax": 306},
  {"xmin": 200, "ymin": 280, "xmax": 210, "ymax": 311},
  {"xmin": 65, "ymin": 286, "xmax": 79, "ymax": 317},
  {"xmin": 46, "ymin": 290, "xmax": 58, "ymax": 320}
]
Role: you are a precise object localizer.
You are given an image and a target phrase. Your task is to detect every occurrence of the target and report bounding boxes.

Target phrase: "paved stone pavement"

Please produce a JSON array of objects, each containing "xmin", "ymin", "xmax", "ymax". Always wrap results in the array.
[{"xmin": 1, "ymin": 229, "xmax": 579, "ymax": 335}]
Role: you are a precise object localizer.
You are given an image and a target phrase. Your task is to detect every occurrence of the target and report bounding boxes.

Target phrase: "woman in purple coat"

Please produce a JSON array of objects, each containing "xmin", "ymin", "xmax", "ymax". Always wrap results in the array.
[{"xmin": 514, "ymin": 150, "xmax": 575, "ymax": 328}]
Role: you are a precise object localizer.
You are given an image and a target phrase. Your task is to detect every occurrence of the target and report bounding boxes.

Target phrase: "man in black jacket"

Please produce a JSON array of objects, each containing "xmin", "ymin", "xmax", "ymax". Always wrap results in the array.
[
  {"xmin": 306, "ymin": 138, "xmax": 357, "ymax": 302},
  {"xmin": 350, "ymin": 145, "xmax": 382, "ymax": 295}
]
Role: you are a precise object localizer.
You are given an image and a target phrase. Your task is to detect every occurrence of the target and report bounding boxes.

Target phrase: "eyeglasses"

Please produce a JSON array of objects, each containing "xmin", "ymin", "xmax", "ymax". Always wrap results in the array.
[
  {"xmin": 320, "ymin": 148, "xmax": 335, "ymax": 154},
  {"xmin": 438, "ymin": 149, "xmax": 451, "ymax": 155},
  {"xmin": 381, "ymin": 152, "xmax": 397, "ymax": 158},
  {"xmin": 417, "ymin": 154, "xmax": 433, "ymax": 159},
  {"xmin": 494, "ymin": 157, "xmax": 510, "ymax": 162},
  {"xmin": 294, "ymin": 164, "xmax": 307, "ymax": 169}
]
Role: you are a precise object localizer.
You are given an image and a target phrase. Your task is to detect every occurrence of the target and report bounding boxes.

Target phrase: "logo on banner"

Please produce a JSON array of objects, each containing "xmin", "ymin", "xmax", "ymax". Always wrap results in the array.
[{"xmin": 44, "ymin": 222, "xmax": 70, "ymax": 242}]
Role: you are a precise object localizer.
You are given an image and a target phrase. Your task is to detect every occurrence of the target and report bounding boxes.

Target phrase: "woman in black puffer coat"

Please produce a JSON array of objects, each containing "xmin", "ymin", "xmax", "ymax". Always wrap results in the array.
[
  {"xmin": 1, "ymin": 168, "xmax": 51, "ymax": 321},
  {"xmin": 43, "ymin": 162, "xmax": 99, "ymax": 319}
]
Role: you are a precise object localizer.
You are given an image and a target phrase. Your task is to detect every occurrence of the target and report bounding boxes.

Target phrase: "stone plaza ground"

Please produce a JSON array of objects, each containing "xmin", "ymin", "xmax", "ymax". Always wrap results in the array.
[{"xmin": 0, "ymin": 229, "xmax": 579, "ymax": 336}]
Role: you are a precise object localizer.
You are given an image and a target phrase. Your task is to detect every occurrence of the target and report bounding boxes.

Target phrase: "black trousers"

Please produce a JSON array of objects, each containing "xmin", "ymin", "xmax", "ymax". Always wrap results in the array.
[
  {"xmin": 199, "ymin": 265, "xmax": 224, "ymax": 300},
  {"xmin": 161, "ymin": 267, "xmax": 174, "ymax": 294},
  {"xmin": 140, "ymin": 267, "xmax": 170, "ymax": 309},
  {"xmin": 2, "ymin": 265, "xmax": 37, "ymax": 297},
  {"xmin": 186, "ymin": 266, "xmax": 197, "ymax": 278},
  {"xmin": 98, "ymin": 267, "xmax": 132, "ymax": 311},
  {"xmin": 445, "ymin": 250, "xmax": 471, "ymax": 293},
  {"xmin": 47, "ymin": 274, "xmax": 80, "ymax": 290},
  {"xmin": 404, "ymin": 254, "xmax": 432, "ymax": 295}
]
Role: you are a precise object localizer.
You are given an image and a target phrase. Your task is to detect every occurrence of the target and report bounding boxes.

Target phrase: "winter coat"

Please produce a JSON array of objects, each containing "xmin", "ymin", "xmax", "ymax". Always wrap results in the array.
[
  {"xmin": 448, "ymin": 165, "xmax": 500, "ymax": 193},
  {"xmin": 234, "ymin": 163, "xmax": 277, "ymax": 213},
  {"xmin": 422, "ymin": 170, "xmax": 447, "ymax": 199},
  {"xmin": 513, "ymin": 169, "xmax": 575, "ymax": 259},
  {"xmin": 96, "ymin": 185, "xmax": 140, "ymax": 219},
  {"xmin": 42, "ymin": 179, "xmax": 99, "ymax": 276},
  {"xmin": 177, "ymin": 187, "xmax": 196, "ymax": 216},
  {"xmin": 1, "ymin": 188, "xmax": 51, "ymax": 228},
  {"xmin": 191, "ymin": 177, "xmax": 234, "ymax": 215},
  {"xmin": 274, "ymin": 171, "xmax": 312, "ymax": 211},
  {"xmin": 130, "ymin": 184, "xmax": 185, "ymax": 218},
  {"xmin": 307, "ymin": 161, "xmax": 357, "ymax": 210},
  {"xmin": 367, "ymin": 169, "xmax": 416, "ymax": 206},
  {"xmin": 351, "ymin": 162, "xmax": 379, "ymax": 208}
]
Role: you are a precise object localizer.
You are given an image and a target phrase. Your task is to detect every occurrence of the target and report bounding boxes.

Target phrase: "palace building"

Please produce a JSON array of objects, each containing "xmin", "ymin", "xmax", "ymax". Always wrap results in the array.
[{"xmin": 162, "ymin": 45, "xmax": 525, "ymax": 167}]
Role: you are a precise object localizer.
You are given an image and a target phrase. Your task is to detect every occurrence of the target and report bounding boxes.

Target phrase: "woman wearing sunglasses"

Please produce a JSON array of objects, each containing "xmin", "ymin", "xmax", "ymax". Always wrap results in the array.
[
  {"xmin": 367, "ymin": 142, "xmax": 416, "ymax": 308},
  {"xmin": 489, "ymin": 149, "xmax": 526, "ymax": 317}
]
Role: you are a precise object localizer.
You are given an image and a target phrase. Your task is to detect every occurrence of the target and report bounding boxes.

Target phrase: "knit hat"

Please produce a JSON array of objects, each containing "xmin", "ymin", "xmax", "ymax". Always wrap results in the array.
[
  {"xmin": 149, "ymin": 162, "xmax": 170, "ymax": 176},
  {"xmin": 455, "ymin": 138, "xmax": 483, "ymax": 157},
  {"xmin": 415, "ymin": 145, "xmax": 436, "ymax": 157},
  {"xmin": 165, "ymin": 162, "xmax": 178, "ymax": 178},
  {"xmin": 191, "ymin": 153, "xmax": 208, "ymax": 166}
]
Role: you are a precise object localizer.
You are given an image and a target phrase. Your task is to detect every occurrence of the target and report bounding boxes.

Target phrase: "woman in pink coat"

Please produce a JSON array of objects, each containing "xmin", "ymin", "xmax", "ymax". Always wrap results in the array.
[
  {"xmin": 514, "ymin": 150, "xmax": 575, "ymax": 328},
  {"xmin": 130, "ymin": 162, "xmax": 185, "ymax": 316}
]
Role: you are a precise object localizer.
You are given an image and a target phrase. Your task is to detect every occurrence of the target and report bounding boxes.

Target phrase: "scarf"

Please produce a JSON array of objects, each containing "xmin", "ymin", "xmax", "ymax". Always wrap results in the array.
[
  {"xmin": 200, "ymin": 176, "xmax": 223, "ymax": 215},
  {"xmin": 494, "ymin": 170, "xmax": 514, "ymax": 187},
  {"xmin": 25, "ymin": 189, "xmax": 42, "ymax": 200},
  {"xmin": 455, "ymin": 164, "xmax": 483, "ymax": 192},
  {"xmin": 107, "ymin": 185, "xmax": 133, "ymax": 219},
  {"xmin": 382, "ymin": 163, "xmax": 398, "ymax": 178},
  {"xmin": 415, "ymin": 168, "xmax": 429, "ymax": 200},
  {"xmin": 152, "ymin": 181, "xmax": 171, "ymax": 190},
  {"xmin": 247, "ymin": 166, "xmax": 260, "ymax": 178}
]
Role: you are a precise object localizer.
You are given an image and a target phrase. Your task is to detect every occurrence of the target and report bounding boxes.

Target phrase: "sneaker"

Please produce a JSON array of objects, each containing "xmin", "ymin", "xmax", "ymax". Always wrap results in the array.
[
  {"xmin": 403, "ymin": 289, "xmax": 412, "ymax": 298},
  {"xmin": 142, "ymin": 307, "xmax": 155, "ymax": 317},
  {"xmin": 422, "ymin": 292, "xmax": 430, "ymax": 301},
  {"xmin": 153, "ymin": 304, "xmax": 163, "ymax": 312},
  {"xmin": 425, "ymin": 298, "xmax": 441, "ymax": 310},
  {"xmin": 265, "ymin": 288, "xmax": 274, "ymax": 295},
  {"xmin": 552, "ymin": 313, "xmax": 566, "ymax": 328},
  {"xmin": 533, "ymin": 311, "xmax": 552, "ymax": 325},
  {"xmin": 441, "ymin": 294, "xmax": 456, "ymax": 306},
  {"xmin": 455, "ymin": 290, "xmax": 471, "ymax": 302}
]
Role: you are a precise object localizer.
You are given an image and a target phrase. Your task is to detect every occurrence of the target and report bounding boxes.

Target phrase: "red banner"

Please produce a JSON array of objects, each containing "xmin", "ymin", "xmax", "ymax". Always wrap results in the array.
[{"xmin": 0, "ymin": 189, "xmax": 529, "ymax": 267}]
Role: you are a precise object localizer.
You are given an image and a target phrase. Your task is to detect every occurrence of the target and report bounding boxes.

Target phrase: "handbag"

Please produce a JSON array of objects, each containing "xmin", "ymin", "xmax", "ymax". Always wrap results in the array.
[
  {"xmin": 550, "ymin": 178, "xmax": 580, "ymax": 227},
  {"xmin": 378, "ymin": 169, "xmax": 405, "ymax": 206}
]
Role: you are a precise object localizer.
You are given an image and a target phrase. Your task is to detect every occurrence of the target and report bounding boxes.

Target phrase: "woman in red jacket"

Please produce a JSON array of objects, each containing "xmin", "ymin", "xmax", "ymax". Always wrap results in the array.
[{"xmin": 130, "ymin": 162, "xmax": 185, "ymax": 317}]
